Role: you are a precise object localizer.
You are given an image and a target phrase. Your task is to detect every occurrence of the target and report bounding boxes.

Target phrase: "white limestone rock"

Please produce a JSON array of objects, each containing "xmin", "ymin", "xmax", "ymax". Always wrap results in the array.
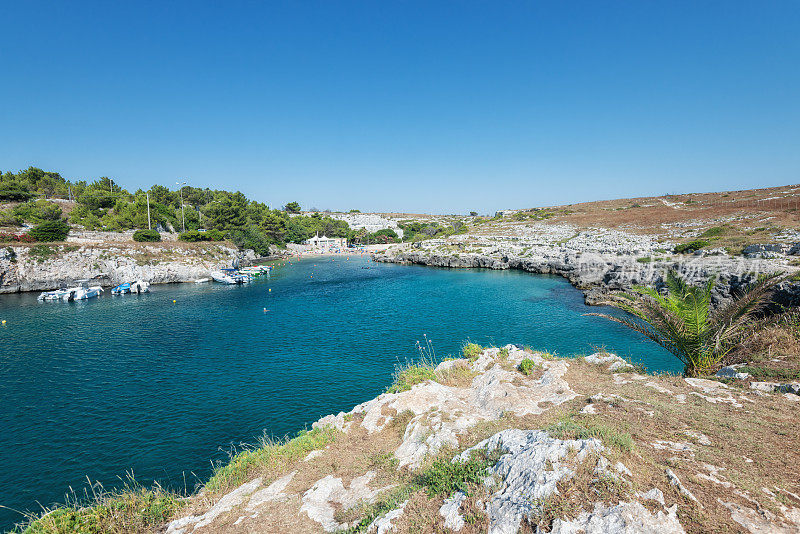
[
  {"xmin": 349, "ymin": 348, "xmax": 578, "ymax": 468},
  {"xmin": 457, "ymin": 429, "xmax": 605, "ymax": 534},
  {"xmin": 439, "ymin": 492, "xmax": 467, "ymax": 531},
  {"xmin": 550, "ymin": 502, "xmax": 685, "ymax": 534},
  {"xmin": 300, "ymin": 471, "xmax": 392, "ymax": 532},
  {"xmin": 368, "ymin": 500, "xmax": 408, "ymax": 534},
  {"xmin": 166, "ymin": 477, "xmax": 262, "ymax": 533}
]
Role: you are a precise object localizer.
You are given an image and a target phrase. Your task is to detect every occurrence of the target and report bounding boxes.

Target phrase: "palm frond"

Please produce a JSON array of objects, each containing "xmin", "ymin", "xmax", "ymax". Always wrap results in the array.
[{"xmin": 588, "ymin": 270, "xmax": 789, "ymax": 376}]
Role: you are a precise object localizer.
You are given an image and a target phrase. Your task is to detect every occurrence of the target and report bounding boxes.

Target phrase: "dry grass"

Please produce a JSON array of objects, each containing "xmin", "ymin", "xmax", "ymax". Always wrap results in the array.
[
  {"xmin": 561, "ymin": 358, "xmax": 800, "ymax": 532},
  {"xmin": 524, "ymin": 452, "xmax": 632, "ymax": 532},
  {"xmin": 467, "ymin": 183, "xmax": 800, "ymax": 247}
]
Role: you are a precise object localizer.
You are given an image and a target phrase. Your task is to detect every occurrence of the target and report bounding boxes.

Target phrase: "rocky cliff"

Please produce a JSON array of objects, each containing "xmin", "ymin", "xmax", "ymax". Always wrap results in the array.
[
  {"xmin": 0, "ymin": 239, "xmax": 254, "ymax": 293},
  {"xmin": 373, "ymin": 227, "xmax": 799, "ymax": 306}
]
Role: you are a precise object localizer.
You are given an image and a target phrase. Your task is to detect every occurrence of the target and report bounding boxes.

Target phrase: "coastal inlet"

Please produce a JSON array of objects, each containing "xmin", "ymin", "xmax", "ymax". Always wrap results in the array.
[{"xmin": 0, "ymin": 255, "xmax": 674, "ymax": 529}]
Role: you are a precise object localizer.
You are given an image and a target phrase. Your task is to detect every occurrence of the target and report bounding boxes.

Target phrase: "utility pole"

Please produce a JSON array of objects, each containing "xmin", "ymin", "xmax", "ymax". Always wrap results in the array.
[
  {"xmin": 176, "ymin": 181, "xmax": 187, "ymax": 232},
  {"xmin": 146, "ymin": 191, "xmax": 152, "ymax": 230}
]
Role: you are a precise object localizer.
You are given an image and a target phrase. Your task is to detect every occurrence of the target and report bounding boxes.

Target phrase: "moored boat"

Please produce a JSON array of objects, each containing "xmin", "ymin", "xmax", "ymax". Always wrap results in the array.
[
  {"xmin": 130, "ymin": 280, "xmax": 150, "ymax": 293},
  {"xmin": 111, "ymin": 282, "xmax": 131, "ymax": 295},
  {"xmin": 211, "ymin": 270, "xmax": 238, "ymax": 284},
  {"xmin": 61, "ymin": 280, "xmax": 103, "ymax": 301},
  {"xmin": 38, "ymin": 285, "xmax": 71, "ymax": 301}
]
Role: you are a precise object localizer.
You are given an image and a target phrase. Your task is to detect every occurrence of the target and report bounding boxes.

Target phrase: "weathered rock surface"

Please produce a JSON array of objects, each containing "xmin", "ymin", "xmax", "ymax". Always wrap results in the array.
[
  {"xmin": 550, "ymin": 502, "xmax": 683, "ymax": 534},
  {"xmin": 162, "ymin": 347, "xmax": 800, "ymax": 534},
  {"xmin": 0, "ymin": 239, "xmax": 253, "ymax": 293},
  {"xmin": 326, "ymin": 346, "xmax": 577, "ymax": 468},
  {"xmin": 300, "ymin": 471, "xmax": 392, "ymax": 532},
  {"xmin": 374, "ymin": 227, "xmax": 798, "ymax": 305}
]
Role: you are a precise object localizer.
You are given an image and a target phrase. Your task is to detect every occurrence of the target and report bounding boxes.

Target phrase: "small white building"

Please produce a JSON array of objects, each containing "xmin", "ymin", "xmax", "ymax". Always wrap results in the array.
[{"xmin": 304, "ymin": 233, "xmax": 347, "ymax": 250}]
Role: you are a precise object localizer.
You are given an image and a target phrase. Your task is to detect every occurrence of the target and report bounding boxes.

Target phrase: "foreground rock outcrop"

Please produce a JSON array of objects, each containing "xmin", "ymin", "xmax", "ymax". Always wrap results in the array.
[{"xmin": 164, "ymin": 347, "xmax": 800, "ymax": 533}]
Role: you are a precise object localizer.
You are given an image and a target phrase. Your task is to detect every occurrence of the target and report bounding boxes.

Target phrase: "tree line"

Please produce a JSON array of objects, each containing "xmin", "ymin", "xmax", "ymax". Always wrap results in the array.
[{"xmin": 0, "ymin": 167, "xmax": 348, "ymax": 254}]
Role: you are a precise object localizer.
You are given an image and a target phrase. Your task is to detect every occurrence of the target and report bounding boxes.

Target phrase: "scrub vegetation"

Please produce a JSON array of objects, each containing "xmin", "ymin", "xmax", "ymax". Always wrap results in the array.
[
  {"xmin": 16, "ymin": 477, "xmax": 183, "ymax": 534},
  {"xmin": 588, "ymin": 271, "xmax": 789, "ymax": 376}
]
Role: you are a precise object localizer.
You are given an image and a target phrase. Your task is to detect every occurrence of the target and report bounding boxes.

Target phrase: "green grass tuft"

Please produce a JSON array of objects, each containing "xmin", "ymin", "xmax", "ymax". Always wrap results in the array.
[
  {"xmin": 205, "ymin": 426, "xmax": 339, "ymax": 493},
  {"xmin": 545, "ymin": 416, "xmax": 634, "ymax": 452},
  {"xmin": 19, "ymin": 478, "xmax": 183, "ymax": 534},
  {"xmin": 461, "ymin": 343, "xmax": 483, "ymax": 360},
  {"xmin": 387, "ymin": 362, "xmax": 437, "ymax": 394}
]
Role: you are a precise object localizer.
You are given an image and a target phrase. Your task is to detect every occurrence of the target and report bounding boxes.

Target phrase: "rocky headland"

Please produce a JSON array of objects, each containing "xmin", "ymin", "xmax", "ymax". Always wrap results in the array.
[{"xmin": 157, "ymin": 346, "xmax": 800, "ymax": 533}]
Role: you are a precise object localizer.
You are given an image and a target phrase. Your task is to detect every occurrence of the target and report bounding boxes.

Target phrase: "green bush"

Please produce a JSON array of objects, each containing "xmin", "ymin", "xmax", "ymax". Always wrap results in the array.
[
  {"xmin": 28, "ymin": 220, "xmax": 70, "ymax": 242},
  {"xmin": 178, "ymin": 230, "xmax": 203, "ymax": 242},
  {"xmin": 699, "ymin": 226, "xmax": 728, "ymax": 238},
  {"xmin": 133, "ymin": 229, "xmax": 161, "ymax": 242},
  {"xmin": 0, "ymin": 208, "xmax": 21, "ymax": 227},
  {"xmin": 674, "ymin": 240, "xmax": 709, "ymax": 254},
  {"xmin": 12, "ymin": 200, "xmax": 62, "ymax": 224},
  {"xmin": 518, "ymin": 358, "xmax": 535, "ymax": 375},
  {"xmin": 205, "ymin": 229, "xmax": 224, "ymax": 241},
  {"xmin": 230, "ymin": 226, "xmax": 272, "ymax": 256},
  {"xmin": 462, "ymin": 343, "xmax": 483, "ymax": 360}
]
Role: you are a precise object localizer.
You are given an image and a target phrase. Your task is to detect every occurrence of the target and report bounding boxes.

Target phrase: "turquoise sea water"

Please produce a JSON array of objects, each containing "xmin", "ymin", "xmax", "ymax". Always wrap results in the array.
[{"xmin": 0, "ymin": 256, "xmax": 678, "ymax": 529}]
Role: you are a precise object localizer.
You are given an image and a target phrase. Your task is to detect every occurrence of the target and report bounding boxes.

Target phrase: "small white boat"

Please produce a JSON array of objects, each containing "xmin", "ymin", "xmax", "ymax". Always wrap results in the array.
[
  {"xmin": 130, "ymin": 280, "xmax": 150, "ymax": 293},
  {"xmin": 38, "ymin": 285, "xmax": 71, "ymax": 301},
  {"xmin": 211, "ymin": 271, "xmax": 238, "ymax": 284},
  {"xmin": 61, "ymin": 280, "xmax": 103, "ymax": 301},
  {"xmin": 211, "ymin": 269, "xmax": 251, "ymax": 284},
  {"xmin": 194, "ymin": 277, "xmax": 211, "ymax": 284}
]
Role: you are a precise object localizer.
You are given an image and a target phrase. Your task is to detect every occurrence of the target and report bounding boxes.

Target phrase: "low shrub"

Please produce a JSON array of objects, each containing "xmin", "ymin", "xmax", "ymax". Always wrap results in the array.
[
  {"xmin": 28, "ymin": 220, "xmax": 70, "ymax": 242},
  {"xmin": 518, "ymin": 358, "xmax": 536, "ymax": 376},
  {"xmin": 416, "ymin": 449, "xmax": 500, "ymax": 498},
  {"xmin": 462, "ymin": 342, "xmax": 483, "ymax": 360},
  {"xmin": 0, "ymin": 232, "xmax": 22, "ymax": 242},
  {"xmin": 133, "ymin": 230, "xmax": 161, "ymax": 243},
  {"xmin": 0, "ymin": 208, "xmax": 21, "ymax": 227},
  {"xmin": 699, "ymin": 225, "xmax": 728, "ymax": 238},
  {"xmin": 132, "ymin": 229, "xmax": 161, "ymax": 242},
  {"xmin": 28, "ymin": 244, "xmax": 59, "ymax": 262},
  {"xmin": 674, "ymin": 240, "xmax": 710, "ymax": 254},
  {"xmin": 387, "ymin": 363, "xmax": 437, "ymax": 393}
]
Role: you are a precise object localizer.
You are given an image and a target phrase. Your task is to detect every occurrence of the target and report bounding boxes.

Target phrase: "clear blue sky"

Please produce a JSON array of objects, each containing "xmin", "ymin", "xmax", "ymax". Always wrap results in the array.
[{"xmin": 1, "ymin": 1, "xmax": 798, "ymax": 214}]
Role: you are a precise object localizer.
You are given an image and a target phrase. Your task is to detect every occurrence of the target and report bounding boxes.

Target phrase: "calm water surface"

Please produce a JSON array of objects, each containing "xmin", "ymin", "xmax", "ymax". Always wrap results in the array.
[{"xmin": 0, "ymin": 256, "xmax": 677, "ymax": 528}]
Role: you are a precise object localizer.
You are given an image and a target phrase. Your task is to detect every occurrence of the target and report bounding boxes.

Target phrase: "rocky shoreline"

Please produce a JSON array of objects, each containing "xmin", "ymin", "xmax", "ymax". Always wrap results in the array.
[
  {"xmin": 374, "ymin": 237, "xmax": 799, "ymax": 306},
  {"xmin": 0, "ymin": 240, "xmax": 256, "ymax": 294}
]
